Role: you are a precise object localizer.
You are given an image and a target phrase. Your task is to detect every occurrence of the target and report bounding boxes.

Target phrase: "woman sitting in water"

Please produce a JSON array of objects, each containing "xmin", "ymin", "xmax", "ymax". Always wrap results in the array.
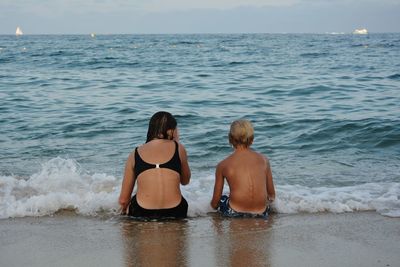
[
  {"xmin": 119, "ymin": 111, "xmax": 191, "ymax": 219},
  {"xmin": 211, "ymin": 119, "xmax": 275, "ymax": 218}
]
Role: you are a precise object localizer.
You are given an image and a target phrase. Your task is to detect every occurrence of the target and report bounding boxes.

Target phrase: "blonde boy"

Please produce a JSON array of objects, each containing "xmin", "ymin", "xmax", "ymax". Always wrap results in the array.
[{"xmin": 211, "ymin": 120, "xmax": 275, "ymax": 218}]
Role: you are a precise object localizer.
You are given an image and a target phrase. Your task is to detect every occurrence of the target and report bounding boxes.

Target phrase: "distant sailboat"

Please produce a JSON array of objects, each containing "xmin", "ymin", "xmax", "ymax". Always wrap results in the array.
[
  {"xmin": 16, "ymin": 26, "xmax": 23, "ymax": 36},
  {"xmin": 353, "ymin": 28, "xmax": 368, "ymax": 35}
]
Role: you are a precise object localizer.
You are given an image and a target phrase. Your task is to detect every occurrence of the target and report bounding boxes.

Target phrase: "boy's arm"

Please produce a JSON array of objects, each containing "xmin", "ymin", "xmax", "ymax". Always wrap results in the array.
[
  {"xmin": 265, "ymin": 157, "xmax": 276, "ymax": 202},
  {"xmin": 211, "ymin": 162, "xmax": 225, "ymax": 209}
]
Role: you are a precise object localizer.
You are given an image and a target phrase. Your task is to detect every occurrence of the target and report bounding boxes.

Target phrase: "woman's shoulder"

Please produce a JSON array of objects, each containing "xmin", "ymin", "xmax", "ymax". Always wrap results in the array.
[
  {"xmin": 133, "ymin": 143, "xmax": 144, "ymax": 152},
  {"xmin": 132, "ymin": 143, "xmax": 148, "ymax": 157},
  {"xmin": 175, "ymin": 141, "xmax": 188, "ymax": 158}
]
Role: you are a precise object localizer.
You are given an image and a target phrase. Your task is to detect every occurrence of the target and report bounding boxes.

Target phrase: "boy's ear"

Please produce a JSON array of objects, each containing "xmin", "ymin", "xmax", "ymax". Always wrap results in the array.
[
  {"xmin": 249, "ymin": 136, "xmax": 254, "ymax": 146},
  {"xmin": 228, "ymin": 134, "xmax": 234, "ymax": 147}
]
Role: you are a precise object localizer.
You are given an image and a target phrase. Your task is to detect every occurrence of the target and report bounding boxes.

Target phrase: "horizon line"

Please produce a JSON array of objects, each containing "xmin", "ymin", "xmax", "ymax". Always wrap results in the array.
[{"xmin": 1, "ymin": 31, "xmax": 399, "ymax": 35}]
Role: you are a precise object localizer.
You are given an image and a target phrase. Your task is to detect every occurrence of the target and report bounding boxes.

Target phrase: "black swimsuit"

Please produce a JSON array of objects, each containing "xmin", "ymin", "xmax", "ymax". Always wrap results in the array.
[
  {"xmin": 134, "ymin": 140, "xmax": 181, "ymax": 176},
  {"xmin": 129, "ymin": 195, "xmax": 188, "ymax": 219},
  {"xmin": 129, "ymin": 141, "xmax": 188, "ymax": 219}
]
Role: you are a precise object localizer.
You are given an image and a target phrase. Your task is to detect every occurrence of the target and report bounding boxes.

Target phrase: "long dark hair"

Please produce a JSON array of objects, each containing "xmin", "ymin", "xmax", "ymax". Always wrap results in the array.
[{"xmin": 146, "ymin": 111, "xmax": 177, "ymax": 143}]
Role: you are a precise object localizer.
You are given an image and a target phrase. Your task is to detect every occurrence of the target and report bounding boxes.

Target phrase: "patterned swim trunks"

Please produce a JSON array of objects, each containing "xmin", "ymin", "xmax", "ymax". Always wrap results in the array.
[{"xmin": 217, "ymin": 195, "xmax": 270, "ymax": 219}]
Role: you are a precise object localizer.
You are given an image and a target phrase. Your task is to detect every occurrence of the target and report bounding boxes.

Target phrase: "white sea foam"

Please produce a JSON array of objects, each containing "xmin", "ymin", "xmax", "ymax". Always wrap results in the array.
[
  {"xmin": 1, "ymin": 158, "xmax": 399, "ymax": 219},
  {"xmin": 274, "ymin": 183, "xmax": 400, "ymax": 217},
  {"xmin": 0, "ymin": 158, "xmax": 121, "ymax": 219}
]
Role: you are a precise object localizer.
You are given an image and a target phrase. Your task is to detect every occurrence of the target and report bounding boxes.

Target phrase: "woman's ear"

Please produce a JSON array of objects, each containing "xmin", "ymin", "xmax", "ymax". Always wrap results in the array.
[
  {"xmin": 167, "ymin": 129, "xmax": 174, "ymax": 140},
  {"xmin": 172, "ymin": 128, "xmax": 179, "ymax": 141}
]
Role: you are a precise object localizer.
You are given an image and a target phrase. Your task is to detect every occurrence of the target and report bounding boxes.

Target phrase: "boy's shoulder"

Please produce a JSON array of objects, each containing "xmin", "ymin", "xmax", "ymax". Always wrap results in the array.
[
  {"xmin": 246, "ymin": 150, "xmax": 270, "ymax": 167},
  {"xmin": 216, "ymin": 152, "xmax": 236, "ymax": 169},
  {"xmin": 217, "ymin": 155, "xmax": 230, "ymax": 167}
]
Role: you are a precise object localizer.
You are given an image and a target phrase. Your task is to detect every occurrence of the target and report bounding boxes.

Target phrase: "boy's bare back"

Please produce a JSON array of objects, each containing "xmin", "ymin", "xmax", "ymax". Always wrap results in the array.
[{"xmin": 211, "ymin": 120, "xmax": 275, "ymax": 215}]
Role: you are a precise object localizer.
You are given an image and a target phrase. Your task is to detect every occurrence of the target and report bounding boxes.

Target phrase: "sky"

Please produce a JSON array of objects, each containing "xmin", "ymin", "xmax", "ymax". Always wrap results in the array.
[{"xmin": 0, "ymin": 0, "xmax": 399, "ymax": 34}]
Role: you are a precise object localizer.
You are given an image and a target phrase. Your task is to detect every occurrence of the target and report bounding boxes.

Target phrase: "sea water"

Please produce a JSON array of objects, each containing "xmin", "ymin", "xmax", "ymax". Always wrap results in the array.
[{"xmin": 0, "ymin": 34, "xmax": 399, "ymax": 218}]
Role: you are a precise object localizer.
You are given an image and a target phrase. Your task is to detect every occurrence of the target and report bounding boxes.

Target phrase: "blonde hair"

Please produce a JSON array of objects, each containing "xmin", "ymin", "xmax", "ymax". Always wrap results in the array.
[{"xmin": 229, "ymin": 120, "xmax": 254, "ymax": 148}]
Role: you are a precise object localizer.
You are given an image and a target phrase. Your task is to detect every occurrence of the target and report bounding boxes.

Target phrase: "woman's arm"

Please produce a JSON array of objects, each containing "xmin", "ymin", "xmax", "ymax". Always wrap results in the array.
[
  {"xmin": 210, "ymin": 162, "xmax": 225, "ymax": 209},
  {"xmin": 178, "ymin": 143, "xmax": 191, "ymax": 185},
  {"xmin": 118, "ymin": 152, "xmax": 136, "ymax": 214}
]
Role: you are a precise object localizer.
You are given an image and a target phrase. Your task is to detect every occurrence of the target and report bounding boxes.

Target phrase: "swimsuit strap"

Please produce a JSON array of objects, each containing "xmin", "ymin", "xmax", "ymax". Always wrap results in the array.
[{"xmin": 134, "ymin": 141, "xmax": 181, "ymax": 177}]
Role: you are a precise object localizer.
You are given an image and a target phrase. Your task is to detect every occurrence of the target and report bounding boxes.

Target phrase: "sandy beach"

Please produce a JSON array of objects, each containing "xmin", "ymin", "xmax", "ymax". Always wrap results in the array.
[{"xmin": 1, "ymin": 212, "xmax": 399, "ymax": 267}]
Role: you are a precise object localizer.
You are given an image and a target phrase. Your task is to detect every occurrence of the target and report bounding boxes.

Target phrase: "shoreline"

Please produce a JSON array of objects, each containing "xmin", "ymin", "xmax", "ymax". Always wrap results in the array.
[{"xmin": 1, "ymin": 212, "xmax": 399, "ymax": 267}]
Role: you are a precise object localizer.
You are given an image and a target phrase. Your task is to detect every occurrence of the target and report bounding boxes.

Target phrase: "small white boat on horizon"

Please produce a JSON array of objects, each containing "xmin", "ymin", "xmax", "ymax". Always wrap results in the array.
[
  {"xmin": 326, "ymin": 32, "xmax": 345, "ymax": 35},
  {"xmin": 353, "ymin": 28, "xmax": 368, "ymax": 35},
  {"xmin": 15, "ymin": 26, "xmax": 23, "ymax": 36}
]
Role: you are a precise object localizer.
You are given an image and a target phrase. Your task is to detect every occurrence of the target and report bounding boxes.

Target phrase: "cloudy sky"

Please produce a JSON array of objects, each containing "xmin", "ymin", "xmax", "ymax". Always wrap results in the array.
[{"xmin": 1, "ymin": 0, "xmax": 399, "ymax": 34}]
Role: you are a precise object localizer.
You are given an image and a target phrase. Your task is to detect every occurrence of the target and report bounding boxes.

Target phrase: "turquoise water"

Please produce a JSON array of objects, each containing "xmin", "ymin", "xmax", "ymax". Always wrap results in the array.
[{"xmin": 0, "ymin": 34, "xmax": 399, "ymax": 218}]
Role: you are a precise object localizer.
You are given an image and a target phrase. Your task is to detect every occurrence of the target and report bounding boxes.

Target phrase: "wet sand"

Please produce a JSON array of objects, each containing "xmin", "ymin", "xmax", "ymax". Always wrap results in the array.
[{"xmin": 0, "ymin": 212, "xmax": 399, "ymax": 267}]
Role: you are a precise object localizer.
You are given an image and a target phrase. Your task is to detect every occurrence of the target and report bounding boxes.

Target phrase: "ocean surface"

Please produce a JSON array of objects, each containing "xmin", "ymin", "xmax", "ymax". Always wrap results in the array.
[{"xmin": 0, "ymin": 33, "xmax": 399, "ymax": 219}]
